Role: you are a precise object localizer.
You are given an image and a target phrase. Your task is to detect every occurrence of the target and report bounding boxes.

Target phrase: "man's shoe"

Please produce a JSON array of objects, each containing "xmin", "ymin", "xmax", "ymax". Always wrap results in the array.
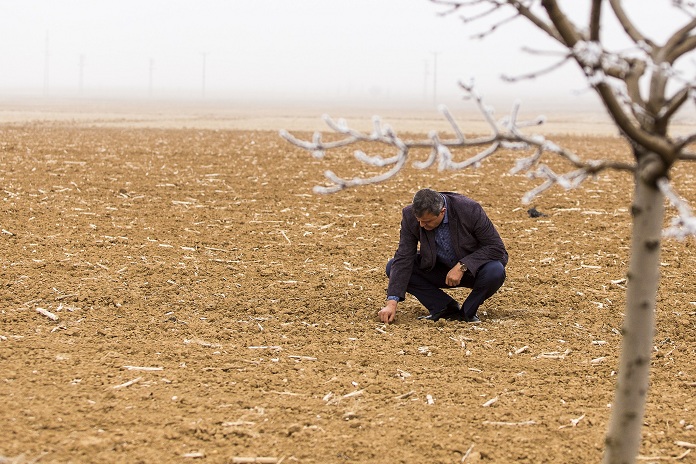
[
  {"xmin": 465, "ymin": 314, "xmax": 481, "ymax": 323},
  {"xmin": 445, "ymin": 309, "xmax": 465, "ymax": 321},
  {"xmin": 418, "ymin": 309, "xmax": 454, "ymax": 321},
  {"xmin": 419, "ymin": 302, "xmax": 462, "ymax": 322}
]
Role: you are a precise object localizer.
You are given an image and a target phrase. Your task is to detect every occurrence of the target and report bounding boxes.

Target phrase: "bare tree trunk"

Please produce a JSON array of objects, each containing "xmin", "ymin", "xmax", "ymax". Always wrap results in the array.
[{"xmin": 603, "ymin": 158, "xmax": 664, "ymax": 464}]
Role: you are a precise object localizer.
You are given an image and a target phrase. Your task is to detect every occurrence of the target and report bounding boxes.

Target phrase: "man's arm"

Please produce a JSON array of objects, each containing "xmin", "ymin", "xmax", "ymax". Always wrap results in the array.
[
  {"xmin": 457, "ymin": 203, "xmax": 507, "ymax": 274},
  {"xmin": 385, "ymin": 211, "xmax": 420, "ymax": 300},
  {"xmin": 380, "ymin": 208, "xmax": 419, "ymax": 323}
]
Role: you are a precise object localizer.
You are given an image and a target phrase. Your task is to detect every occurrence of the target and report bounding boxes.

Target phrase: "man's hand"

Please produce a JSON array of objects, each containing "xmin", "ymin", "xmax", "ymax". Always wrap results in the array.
[
  {"xmin": 445, "ymin": 264, "xmax": 464, "ymax": 286},
  {"xmin": 378, "ymin": 300, "xmax": 397, "ymax": 324}
]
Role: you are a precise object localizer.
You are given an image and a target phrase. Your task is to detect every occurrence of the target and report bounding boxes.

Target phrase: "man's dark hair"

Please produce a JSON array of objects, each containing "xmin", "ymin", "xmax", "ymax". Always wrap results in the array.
[{"xmin": 412, "ymin": 188, "xmax": 444, "ymax": 217}]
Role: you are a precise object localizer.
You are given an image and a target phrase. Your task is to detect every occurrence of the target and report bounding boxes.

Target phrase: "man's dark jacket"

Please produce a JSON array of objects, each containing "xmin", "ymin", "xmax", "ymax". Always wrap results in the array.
[{"xmin": 386, "ymin": 192, "xmax": 508, "ymax": 300}]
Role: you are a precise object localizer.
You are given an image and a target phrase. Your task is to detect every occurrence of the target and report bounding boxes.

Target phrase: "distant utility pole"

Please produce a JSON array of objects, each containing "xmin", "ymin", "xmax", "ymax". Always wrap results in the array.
[
  {"xmin": 201, "ymin": 52, "xmax": 207, "ymax": 99},
  {"xmin": 78, "ymin": 54, "xmax": 85, "ymax": 96},
  {"xmin": 432, "ymin": 51, "xmax": 439, "ymax": 105},
  {"xmin": 423, "ymin": 59, "xmax": 429, "ymax": 102},
  {"xmin": 148, "ymin": 58, "xmax": 155, "ymax": 97},
  {"xmin": 43, "ymin": 31, "xmax": 50, "ymax": 97}
]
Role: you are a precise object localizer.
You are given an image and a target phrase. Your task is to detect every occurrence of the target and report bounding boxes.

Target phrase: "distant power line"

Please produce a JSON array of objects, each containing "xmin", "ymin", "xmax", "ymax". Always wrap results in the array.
[
  {"xmin": 432, "ymin": 51, "xmax": 439, "ymax": 105},
  {"xmin": 78, "ymin": 54, "xmax": 85, "ymax": 95},
  {"xmin": 201, "ymin": 52, "xmax": 207, "ymax": 99},
  {"xmin": 148, "ymin": 58, "xmax": 154, "ymax": 97},
  {"xmin": 43, "ymin": 31, "xmax": 50, "ymax": 97}
]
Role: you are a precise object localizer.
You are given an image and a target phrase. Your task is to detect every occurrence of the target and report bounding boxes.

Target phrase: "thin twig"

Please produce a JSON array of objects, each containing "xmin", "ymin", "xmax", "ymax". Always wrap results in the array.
[
  {"xmin": 482, "ymin": 420, "xmax": 536, "ymax": 426},
  {"xmin": 113, "ymin": 377, "xmax": 142, "ymax": 389},
  {"xmin": 461, "ymin": 444, "xmax": 475, "ymax": 462},
  {"xmin": 35, "ymin": 307, "xmax": 58, "ymax": 321},
  {"xmin": 122, "ymin": 366, "xmax": 164, "ymax": 371}
]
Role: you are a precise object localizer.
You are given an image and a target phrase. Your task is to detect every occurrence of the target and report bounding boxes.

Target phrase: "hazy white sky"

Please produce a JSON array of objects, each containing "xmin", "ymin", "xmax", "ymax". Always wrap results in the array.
[{"xmin": 0, "ymin": 1, "xmax": 690, "ymax": 110}]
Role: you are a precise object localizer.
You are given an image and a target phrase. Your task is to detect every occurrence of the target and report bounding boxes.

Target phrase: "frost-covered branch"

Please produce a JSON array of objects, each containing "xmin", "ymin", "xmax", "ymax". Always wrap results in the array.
[
  {"xmin": 609, "ymin": 0, "xmax": 653, "ymax": 47},
  {"xmin": 469, "ymin": 12, "xmax": 518, "ymax": 40},
  {"xmin": 674, "ymin": 130, "xmax": 696, "ymax": 154},
  {"xmin": 672, "ymin": 0, "xmax": 696, "ymax": 16},
  {"xmin": 501, "ymin": 53, "xmax": 572, "ymax": 82},
  {"xmin": 280, "ymin": 84, "xmax": 634, "ymax": 200},
  {"xmin": 435, "ymin": 1, "xmax": 693, "ymax": 163},
  {"xmin": 431, "ymin": 0, "xmax": 559, "ymax": 40},
  {"xmin": 658, "ymin": 177, "xmax": 696, "ymax": 238}
]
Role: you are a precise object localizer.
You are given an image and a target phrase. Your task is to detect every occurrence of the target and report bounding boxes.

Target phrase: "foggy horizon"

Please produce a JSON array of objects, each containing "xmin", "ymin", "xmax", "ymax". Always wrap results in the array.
[{"xmin": 0, "ymin": 1, "xmax": 693, "ymax": 117}]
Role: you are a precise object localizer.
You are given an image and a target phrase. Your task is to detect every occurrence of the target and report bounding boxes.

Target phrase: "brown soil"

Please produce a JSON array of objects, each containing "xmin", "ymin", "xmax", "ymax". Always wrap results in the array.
[{"xmin": 1, "ymin": 114, "xmax": 695, "ymax": 463}]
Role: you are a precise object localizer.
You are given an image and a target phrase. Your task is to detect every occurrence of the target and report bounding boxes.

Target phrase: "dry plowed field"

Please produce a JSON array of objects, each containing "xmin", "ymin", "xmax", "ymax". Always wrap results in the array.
[{"xmin": 1, "ymin": 115, "xmax": 695, "ymax": 463}]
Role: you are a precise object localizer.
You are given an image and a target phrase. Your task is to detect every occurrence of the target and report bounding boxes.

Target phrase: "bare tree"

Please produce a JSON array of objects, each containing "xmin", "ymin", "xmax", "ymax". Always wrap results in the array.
[{"xmin": 281, "ymin": 1, "xmax": 696, "ymax": 463}]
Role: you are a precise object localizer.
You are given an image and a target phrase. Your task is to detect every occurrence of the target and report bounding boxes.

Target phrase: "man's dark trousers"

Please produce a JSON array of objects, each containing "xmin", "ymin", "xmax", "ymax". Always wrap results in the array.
[{"xmin": 386, "ymin": 257, "xmax": 506, "ymax": 319}]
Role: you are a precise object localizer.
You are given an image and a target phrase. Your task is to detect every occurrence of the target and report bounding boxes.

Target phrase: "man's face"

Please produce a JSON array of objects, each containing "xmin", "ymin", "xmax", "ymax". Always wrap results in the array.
[{"xmin": 416, "ymin": 208, "xmax": 445, "ymax": 230}]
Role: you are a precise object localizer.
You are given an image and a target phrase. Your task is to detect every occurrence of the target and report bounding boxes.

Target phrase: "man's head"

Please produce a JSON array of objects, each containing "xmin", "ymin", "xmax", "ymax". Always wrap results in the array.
[{"xmin": 412, "ymin": 188, "xmax": 445, "ymax": 230}]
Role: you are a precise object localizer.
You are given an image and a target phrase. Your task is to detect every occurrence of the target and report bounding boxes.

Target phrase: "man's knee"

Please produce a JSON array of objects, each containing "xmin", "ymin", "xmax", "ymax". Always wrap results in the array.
[
  {"xmin": 478, "ymin": 261, "xmax": 506, "ymax": 289},
  {"xmin": 386, "ymin": 258, "xmax": 394, "ymax": 277}
]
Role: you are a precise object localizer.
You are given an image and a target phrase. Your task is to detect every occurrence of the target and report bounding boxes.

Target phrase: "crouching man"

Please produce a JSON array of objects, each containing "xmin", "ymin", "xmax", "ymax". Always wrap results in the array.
[{"xmin": 379, "ymin": 188, "xmax": 508, "ymax": 324}]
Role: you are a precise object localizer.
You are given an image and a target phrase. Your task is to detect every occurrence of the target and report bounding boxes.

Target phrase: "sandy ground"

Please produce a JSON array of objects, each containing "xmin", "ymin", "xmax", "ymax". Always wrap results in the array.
[{"xmin": 0, "ymin": 101, "xmax": 695, "ymax": 463}]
